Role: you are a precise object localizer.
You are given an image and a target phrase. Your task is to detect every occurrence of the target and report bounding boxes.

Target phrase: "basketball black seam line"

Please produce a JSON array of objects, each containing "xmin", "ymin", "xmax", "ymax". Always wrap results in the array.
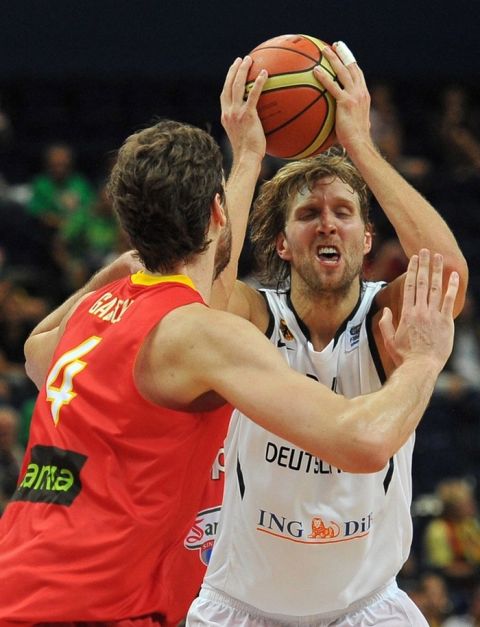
[
  {"xmin": 262, "ymin": 83, "xmax": 328, "ymax": 97},
  {"xmin": 245, "ymin": 66, "xmax": 336, "ymax": 86},
  {"xmin": 252, "ymin": 44, "xmax": 321, "ymax": 65},
  {"xmin": 266, "ymin": 93, "xmax": 333, "ymax": 157},
  {"xmin": 265, "ymin": 92, "xmax": 327, "ymax": 134}
]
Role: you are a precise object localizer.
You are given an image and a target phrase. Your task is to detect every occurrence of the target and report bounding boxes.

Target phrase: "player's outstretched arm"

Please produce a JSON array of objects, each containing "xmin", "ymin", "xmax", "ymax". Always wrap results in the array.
[
  {"xmin": 158, "ymin": 249, "xmax": 458, "ymax": 473},
  {"xmin": 24, "ymin": 250, "xmax": 142, "ymax": 389},
  {"xmin": 210, "ymin": 57, "xmax": 267, "ymax": 311}
]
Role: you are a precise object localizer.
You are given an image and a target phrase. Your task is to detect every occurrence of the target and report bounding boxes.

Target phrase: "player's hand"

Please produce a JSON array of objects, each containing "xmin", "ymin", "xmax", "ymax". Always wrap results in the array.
[
  {"xmin": 313, "ymin": 42, "xmax": 372, "ymax": 153},
  {"xmin": 96, "ymin": 250, "xmax": 144, "ymax": 284},
  {"xmin": 378, "ymin": 249, "xmax": 459, "ymax": 373},
  {"xmin": 220, "ymin": 56, "xmax": 268, "ymax": 161}
]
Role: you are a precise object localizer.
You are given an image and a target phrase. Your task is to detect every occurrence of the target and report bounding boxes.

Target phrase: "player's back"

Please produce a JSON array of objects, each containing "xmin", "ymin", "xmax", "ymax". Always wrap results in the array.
[{"xmin": 0, "ymin": 272, "xmax": 231, "ymax": 623}]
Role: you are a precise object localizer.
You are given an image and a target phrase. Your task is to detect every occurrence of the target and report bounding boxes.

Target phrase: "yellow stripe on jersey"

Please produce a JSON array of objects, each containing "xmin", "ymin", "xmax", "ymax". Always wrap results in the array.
[{"xmin": 131, "ymin": 272, "xmax": 196, "ymax": 290}]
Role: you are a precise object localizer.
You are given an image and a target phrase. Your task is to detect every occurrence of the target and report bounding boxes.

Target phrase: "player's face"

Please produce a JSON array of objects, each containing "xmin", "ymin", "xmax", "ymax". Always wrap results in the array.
[{"xmin": 276, "ymin": 177, "xmax": 371, "ymax": 296}]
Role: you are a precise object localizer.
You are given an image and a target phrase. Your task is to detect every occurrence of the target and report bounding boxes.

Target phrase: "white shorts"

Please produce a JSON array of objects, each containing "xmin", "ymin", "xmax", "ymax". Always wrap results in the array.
[{"xmin": 186, "ymin": 580, "xmax": 428, "ymax": 626}]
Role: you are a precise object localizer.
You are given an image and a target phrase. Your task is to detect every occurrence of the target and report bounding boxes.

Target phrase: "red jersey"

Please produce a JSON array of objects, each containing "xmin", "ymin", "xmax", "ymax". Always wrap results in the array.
[
  {"xmin": 0, "ymin": 273, "xmax": 231, "ymax": 624},
  {"xmin": 166, "ymin": 446, "xmax": 225, "ymax": 624}
]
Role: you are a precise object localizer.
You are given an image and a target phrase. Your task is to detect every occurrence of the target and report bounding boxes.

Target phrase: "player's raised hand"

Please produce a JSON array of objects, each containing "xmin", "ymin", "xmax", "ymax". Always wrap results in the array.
[
  {"xmin": 379, "ymin": 249, "xmax": 459, "ymax": 372},
  {"xmin": 220, "ymin": 56, "xmax": 268, "ymax": 161},
  {"xmin": 313, "ymin": 42, "xmax": 372, "ymax": 153}
]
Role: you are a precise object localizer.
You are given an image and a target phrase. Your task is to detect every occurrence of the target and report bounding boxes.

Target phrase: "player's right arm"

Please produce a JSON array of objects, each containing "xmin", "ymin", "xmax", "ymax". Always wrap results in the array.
[{"xmin": 147, "ymin": 250, "xmax": 458, "ymax": 474}]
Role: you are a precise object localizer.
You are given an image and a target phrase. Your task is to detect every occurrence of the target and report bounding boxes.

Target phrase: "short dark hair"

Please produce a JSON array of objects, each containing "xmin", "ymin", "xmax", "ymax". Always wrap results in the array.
[
  {"xmin": 107, "ymin": 119, "xmax": 224, "ymax": 272},
  {"xmin": 250, "ymin": 147, "xmax": 371, "ymax": 286}
]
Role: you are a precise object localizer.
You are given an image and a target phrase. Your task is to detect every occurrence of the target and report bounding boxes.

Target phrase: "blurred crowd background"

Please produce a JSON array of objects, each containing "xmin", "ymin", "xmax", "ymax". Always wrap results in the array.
[{"xmin": 1, "ymin": 2, "xmax": 480, "ymax": 625}]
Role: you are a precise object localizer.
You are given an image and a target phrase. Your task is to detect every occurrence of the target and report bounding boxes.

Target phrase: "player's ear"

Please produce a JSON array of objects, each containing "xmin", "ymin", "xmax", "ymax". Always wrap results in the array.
[
  {"xmin": 211, "ymin": 193, "xmax": 227, "ymax": 228},
  {"xmin": 364, "ymin": 227, "xmax": 372, "ymax": 255},
  {"xmin": 276, "ymin": 231, "xmax": 292, "ymax": 260}
]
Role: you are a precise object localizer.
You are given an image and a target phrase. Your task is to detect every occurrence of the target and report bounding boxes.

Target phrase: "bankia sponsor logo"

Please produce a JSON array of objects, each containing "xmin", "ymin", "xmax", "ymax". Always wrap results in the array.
[
  {"xmin": 184, "ymin": 506, "xmax": 222, "ymax": 565},
  {"xmin": 257, "ymin": 509, "xmax": 373, "ymax": 544},
  {"xmin": 11, "ymin": 444, "xmax": 87, "ymax": 506}
]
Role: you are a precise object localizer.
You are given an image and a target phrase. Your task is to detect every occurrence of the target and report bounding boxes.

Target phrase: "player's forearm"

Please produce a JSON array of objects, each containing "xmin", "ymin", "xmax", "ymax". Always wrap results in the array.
[
  {"xmin": 211, "ymin": 151, "xmax": 263, "ymax": 309},
  {"xmin": 348, "ymin": 140, "xmax": 468, "ymax": 310},
  {"xmin": 340, "ymin": 356, "xmax": 439, "ymax": 472}
]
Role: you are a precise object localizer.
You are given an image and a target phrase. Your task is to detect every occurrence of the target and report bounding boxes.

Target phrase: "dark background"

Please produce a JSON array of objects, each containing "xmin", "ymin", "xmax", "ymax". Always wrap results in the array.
[
  {"xmin": 0, "ymin": 0, "xmax": 478, "ymax": 82},
  {"xmin": 0, "ymin": 0, "xmax": 479, "ymax": 185}
]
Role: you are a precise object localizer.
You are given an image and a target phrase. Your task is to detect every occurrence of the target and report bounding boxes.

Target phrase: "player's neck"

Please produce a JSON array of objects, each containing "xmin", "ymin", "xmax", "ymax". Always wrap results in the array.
[
  {"xmin": 183, "ymin": 254, "xmax": 216, "ymax": 305},
  {"xmin": 142, "ymin": 256, "xmax": 215, "ymax": 305},
  {"xmin": 290, "ymin": 278, "xmax": 362, "ymax": 351}
]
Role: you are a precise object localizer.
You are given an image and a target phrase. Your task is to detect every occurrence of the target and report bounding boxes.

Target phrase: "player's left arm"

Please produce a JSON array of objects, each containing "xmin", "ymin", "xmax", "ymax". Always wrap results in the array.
[
  {"xmin": 24, "ymin": 250, "xmax": 142, "ymax": 388},
  {"xmin": 210, "ymin": 57, "xmax": 268, "ymax": 310},
  {"xmin": 316, "ymin": 44, "xmax": 469, "ymax": 323}
]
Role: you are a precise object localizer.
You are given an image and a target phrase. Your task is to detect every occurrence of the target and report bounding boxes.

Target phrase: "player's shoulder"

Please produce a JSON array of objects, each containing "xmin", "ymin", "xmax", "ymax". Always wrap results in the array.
[
  {"xmin": 156, "ymin": 300, "xmax": 257, "ymax": 350},
  {"xmin": 372, "ymin": 275, "xmax": 405, "ymax": 321},
  {"xmin": 230, "ymin": 279, "xmax": 270, "ymax": 332}
]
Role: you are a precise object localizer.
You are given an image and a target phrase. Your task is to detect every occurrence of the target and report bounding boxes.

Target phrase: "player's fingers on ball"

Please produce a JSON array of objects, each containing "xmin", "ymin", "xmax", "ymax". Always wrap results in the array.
[
  {"xmin": 322, "ymin": 45, "xmax": 354, "ymax": 85},
  {"xmin": 428, "ymin": 253, "xmax": 444, "ymax": 309},
  {"xmin": 246, "ymin": 69, "xmax": 268, "ymax": 108},
  {"xmin": 220, "ymin": 57, "xmax": 243, "ymax": 105},
  {"xmin": 313, "ymin": 64, "xmax": 341, "ymax": 97},
  {"xmin": 232, "ymin": 56, "xmax": 253, "ymax": 102},
  {"xmin": 332, "ymin": 41, "xmax": 357, "ymax": 67},
  {"xmin": 403, "ymin": 254, "xmax": 419, "ymax": 309},
  {"xmin": 441, "ymin": 271, "xmax": 459, "ymax": 317},
  {"xmin": 415, "ymin": 249, "xmax": 431, "ymax": 306}
]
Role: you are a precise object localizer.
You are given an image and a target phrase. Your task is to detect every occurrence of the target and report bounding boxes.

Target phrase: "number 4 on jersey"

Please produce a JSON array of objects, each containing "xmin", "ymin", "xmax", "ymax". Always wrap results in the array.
[{"xmin": 46, "ymin": 336, "xmax": 102, "ymax": 426}]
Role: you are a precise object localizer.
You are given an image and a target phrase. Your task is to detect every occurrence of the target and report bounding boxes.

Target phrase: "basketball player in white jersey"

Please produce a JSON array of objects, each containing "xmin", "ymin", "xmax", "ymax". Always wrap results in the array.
[{"xmin": 187, "ymin": 44, "xmax": 469, "ymax": 625}]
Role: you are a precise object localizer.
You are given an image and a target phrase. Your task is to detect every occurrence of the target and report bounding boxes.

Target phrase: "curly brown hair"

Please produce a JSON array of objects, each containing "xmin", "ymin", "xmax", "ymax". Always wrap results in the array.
[
  {"xmin": 250, "ymin": 147, "xmax": 371, "ymax": 287},
  {"xmin": 107, "ymin": 119, "xmax": 224, "ymax": 272}
]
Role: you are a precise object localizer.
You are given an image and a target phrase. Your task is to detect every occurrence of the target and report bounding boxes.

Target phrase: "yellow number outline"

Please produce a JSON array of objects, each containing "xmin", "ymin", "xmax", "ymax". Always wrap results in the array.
[{"xmin": 46, "ymin": 336, "xmax": 102, "ymax": 426}]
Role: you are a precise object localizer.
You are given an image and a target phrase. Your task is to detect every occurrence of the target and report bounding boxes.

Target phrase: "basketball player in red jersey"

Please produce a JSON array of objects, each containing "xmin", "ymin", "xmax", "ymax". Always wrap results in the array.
[{"xmin": 0, "ymin": 57, "xmax": 459, "ymax": 626}]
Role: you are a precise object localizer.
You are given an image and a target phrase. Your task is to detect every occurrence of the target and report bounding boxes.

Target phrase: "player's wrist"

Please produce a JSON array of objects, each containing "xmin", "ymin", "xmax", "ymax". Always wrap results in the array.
[
  {"xmin": 400, "ymin": 353, "xmax": 445, "ymax": 379},
  {"xmin": 343, "ymin": 134, "xmax": 377, "ymax": 160},
  {"xmin": 229, "ymin": 149, "xmax": 264, "ymax": 182}
]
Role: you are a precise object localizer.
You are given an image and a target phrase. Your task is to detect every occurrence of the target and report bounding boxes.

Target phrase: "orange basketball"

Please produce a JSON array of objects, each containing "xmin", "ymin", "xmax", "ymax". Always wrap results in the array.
[{"xmin": 245, "ymin": 34, "xmax": 337, "ymax": 160}]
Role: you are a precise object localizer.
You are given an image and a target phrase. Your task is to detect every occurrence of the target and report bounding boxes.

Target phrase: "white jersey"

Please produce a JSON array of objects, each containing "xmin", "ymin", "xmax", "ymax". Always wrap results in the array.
[{"xmin": 203, "ymin": 281, "xmax": 415, "ymax": 617}]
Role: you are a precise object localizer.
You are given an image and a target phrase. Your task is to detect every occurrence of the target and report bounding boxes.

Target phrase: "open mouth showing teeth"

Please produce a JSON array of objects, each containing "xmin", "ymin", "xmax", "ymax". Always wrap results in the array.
[{"xmin": 317, "ymin": 246, "xmax": 340, "ymax": 262}]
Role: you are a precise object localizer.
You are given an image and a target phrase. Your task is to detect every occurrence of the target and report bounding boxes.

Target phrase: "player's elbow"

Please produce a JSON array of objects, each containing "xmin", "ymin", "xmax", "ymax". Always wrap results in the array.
[
  {"xmin": 24, "ymin": 338, "xmax": 43, "ymax": 390},
  {"xmin": 444, "ymin": 254, "xmax": 469, "ymax": 318},
  {"xmin": 340, "ymin": 429, "xmax": 394, "ymax": 474}
]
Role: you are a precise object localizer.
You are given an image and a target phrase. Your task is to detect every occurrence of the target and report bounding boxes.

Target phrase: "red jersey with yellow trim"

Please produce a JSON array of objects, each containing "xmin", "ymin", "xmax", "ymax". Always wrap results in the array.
[{"xmin": 0, "ymin": 273, "xmax": 231, "ymax": 623}]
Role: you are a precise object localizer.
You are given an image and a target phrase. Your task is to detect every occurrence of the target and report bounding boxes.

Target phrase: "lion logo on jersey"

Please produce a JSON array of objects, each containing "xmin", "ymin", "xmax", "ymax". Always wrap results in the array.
[{"xmin": 308, "ymin": 516, "xmax": 340, "ymax": 539}]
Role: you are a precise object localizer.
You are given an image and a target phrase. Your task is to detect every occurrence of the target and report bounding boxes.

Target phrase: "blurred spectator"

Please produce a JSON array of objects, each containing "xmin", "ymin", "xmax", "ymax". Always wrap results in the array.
[
  {"xmin": 27, "ymin": 142, "xmax": 97, "ymax": 289},
  {"xmin": 0, "ymin": 97, "xmax": 13, "ymax": 148},
  {"xmin": 407, "ymin": 571, "xmax": 453, "ymax": 627},
  {"xmin": 82, "ymin": 184, "xmax": 127, "ymax": 274},
  {"xmin": 434, "ymin": 291, "xmax": 480, "ymax": 477},
  {"xmin": 443, "ymin": 582, "xmax": 480, "ymax": 626},
  {"xmin": 423, "ymin": 479, "xmax": 480, "ymax": 609},
  {"xmin": 431, "ymin": 84, "xmax": 480, "ymax": 181},
  {"xmin": 0, "ymin": 271, "xmax": 48, "ymax": 377},
  {"xmin": 370, "ymin": 82, "xmax": 432, "ymax": 188},
  {"xmin": 28, "ymin": 142, "xmax": 95, "ymax": 236},
  {"xmin": 0, "ymin": 94, "xmax": 13, "ymax": 192},
  {"xmin": 437, "ymin": 291, "xmax": 480, "ymax": 394},
  {"xmin": 0, "ymin": 405, "xmax": 23, "ymax": 515}
]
